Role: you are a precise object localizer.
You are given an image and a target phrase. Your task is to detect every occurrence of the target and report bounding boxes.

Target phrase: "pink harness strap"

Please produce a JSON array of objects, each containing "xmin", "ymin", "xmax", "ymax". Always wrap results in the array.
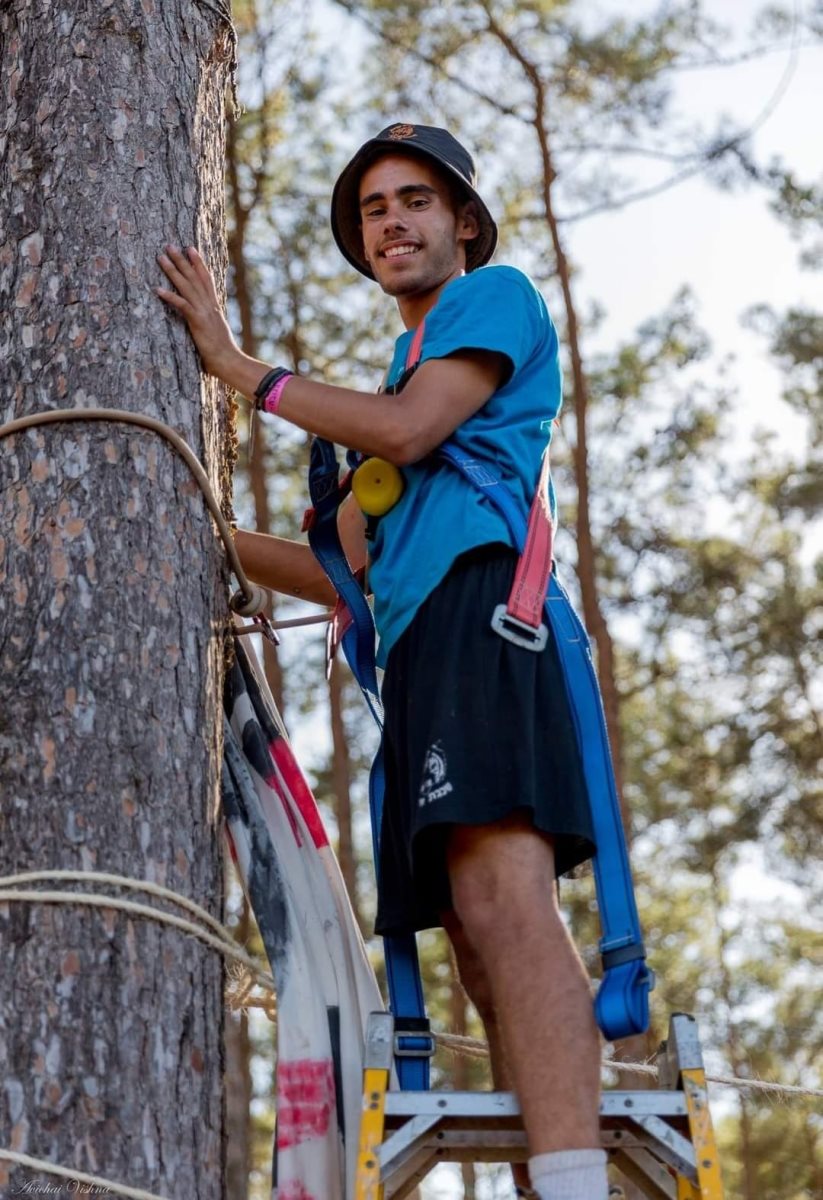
[
  {"xmin": 508, "ymin": 448, "xmax": 553, "ymax": 629},
  {"xmin": 405, "ymin": 320, "xmax": 427, "ymax": 372},
  {"xmin": 406, "ymin": 317, "xmax": 554, "ymax": 635}
]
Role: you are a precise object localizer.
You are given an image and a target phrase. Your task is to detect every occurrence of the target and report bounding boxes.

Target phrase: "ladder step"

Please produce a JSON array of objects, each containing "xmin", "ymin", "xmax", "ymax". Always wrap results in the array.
[{"xmin": 384, "ymin": 1090, "xmax": 689, "ymax": 1120}]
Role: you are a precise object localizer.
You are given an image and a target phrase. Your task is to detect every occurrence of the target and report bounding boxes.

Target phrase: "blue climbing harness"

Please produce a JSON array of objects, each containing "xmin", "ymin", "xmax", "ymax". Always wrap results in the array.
[
  {"xmin": 306, "ymin": 332, "xmax": 652, "ymax": 1074},
  {"xmin": 307, "ymin": 437, "xmax": 433, "ymax": 1091},
  {"xmin": 438, "ymin": 443, "xmax": 653, "ymax": 1042}
]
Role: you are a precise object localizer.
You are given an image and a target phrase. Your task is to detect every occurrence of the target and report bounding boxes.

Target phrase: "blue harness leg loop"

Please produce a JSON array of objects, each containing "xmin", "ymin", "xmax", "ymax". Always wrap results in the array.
[
  {"xmin": 307, "ymin": 437, "xmax": 431, "ymax": 1089},
  {"xmin": 438, "ymin": 442, "xmax": 653, "ymax": 1041},
  {"xmin": 307, "ymin": 439, "xmax": 382, "ymax": 727}
]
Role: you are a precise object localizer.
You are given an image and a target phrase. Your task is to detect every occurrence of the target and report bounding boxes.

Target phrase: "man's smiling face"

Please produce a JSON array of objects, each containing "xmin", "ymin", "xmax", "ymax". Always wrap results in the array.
[{"xmin": 358, "ymin": 153, "xmax": 478, "ymax": 301}]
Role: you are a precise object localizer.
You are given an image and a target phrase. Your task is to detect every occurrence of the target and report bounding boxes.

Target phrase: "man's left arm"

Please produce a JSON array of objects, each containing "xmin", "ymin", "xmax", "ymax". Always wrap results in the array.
[{"xmin": 156, "ymin": 245, "xmax": 506, "ymax": 464}]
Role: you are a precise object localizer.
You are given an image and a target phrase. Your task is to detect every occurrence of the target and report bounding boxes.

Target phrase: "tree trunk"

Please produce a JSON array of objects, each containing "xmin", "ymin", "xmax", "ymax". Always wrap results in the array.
[
  {"xmin": 803, "ymin": 1116, "xmax": 822, "ymax": 1199},
  {"xmin": 0, "ymin": 4, "xmax": 233, "ymax": 1197}
]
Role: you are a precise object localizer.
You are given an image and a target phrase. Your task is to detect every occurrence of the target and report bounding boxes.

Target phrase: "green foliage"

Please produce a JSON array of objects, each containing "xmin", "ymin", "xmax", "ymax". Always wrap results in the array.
[
  {"xmin": 769, "ymin": 170, "xmax": 823, "ymax": 266},
  {"xmin": 745, "ymin": 305, "xmax": 823, "ymax": 449}
]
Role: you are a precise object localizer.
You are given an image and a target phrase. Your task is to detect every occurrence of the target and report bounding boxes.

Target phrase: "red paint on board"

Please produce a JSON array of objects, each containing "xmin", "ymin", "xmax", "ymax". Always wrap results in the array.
[
  {"xmin": 277, "ymin": 1183, "xmax": 317, "ymax": 1200},
  {"xmin": 271, "ymin": 739, "xmax": 330, "ymax": 849},
  {"xmin": 276, "ymin": 1058, "xmax": 335, "ymax": 1149}
]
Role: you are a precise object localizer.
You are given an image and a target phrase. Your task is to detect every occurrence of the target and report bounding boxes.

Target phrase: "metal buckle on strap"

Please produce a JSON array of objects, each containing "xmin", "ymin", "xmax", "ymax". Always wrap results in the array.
[
  {"xmin": 491, "ymin": 604, "xmax": 548, "ymax": 652},
  {"xmin": 601, "ymin": 941, "xmax": 647, "ymax": 971},
  {"xmin": 394, "ymin": 1035, "xmax": 436, "ymax": 1059},
  {"xmin": 394, "ymin": 1017, "xmax": 436, "ymax": 1059}
]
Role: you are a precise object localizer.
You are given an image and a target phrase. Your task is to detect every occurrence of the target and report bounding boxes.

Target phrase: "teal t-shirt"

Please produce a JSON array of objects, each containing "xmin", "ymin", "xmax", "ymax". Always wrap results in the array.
[{"xmin": 368, "ymin": 264, "xmax": 561, "ymax": 665}]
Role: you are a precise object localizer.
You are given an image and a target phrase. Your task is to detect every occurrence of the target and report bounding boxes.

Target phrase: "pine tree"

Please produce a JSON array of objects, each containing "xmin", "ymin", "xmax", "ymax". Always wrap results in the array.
[{"xmin": 1, "ymin": 3, "xmax": 235, "ymax": 1196}]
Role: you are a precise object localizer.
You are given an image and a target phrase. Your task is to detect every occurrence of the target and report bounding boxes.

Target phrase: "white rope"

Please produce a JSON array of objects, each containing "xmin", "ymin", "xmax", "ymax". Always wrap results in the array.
[
  {"xmin": 233, "ymin": 993, "xmax": 277, "ymax": 1015},
  {"xmin": 225, "ymin": 962, "xmax": 277, "ymax": 1019},
  {"xmin": 437, "ymin": 1032, "xmax": 822, "ymax": 1099},
  {"xmin": 4, "ymin": 881, "xmax": 817, "ymax": 1101},
  {"xmin": 0, "ymin": 870, "xmax": 229, "ymax": 941},
  {"xmin": 707, "ymin": 1074, "xmax": 821, "ymax": 1098},
  {"xmin": 437, "ymin": 1030, "xmax": 490, "ymax": 1059},
  {"xmin": 0, "ymin": 878, "xmax": 275, "ymax": 1196},
  {"xmin": 0, "ymin": 878, "xmax": 274, "ymax": 993},
  {"xmin": 603, "ymin": 1057, "xmax": 823, "ymax": 1098},
  {"xmin": 0, "ymin": 1149, "xmax": 169, "ymax": 1200}
]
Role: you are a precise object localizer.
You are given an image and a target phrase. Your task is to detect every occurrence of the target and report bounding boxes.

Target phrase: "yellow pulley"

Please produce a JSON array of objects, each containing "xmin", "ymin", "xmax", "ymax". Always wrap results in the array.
[{"xmin": 351, "ymin": 457, "xmax": 405, "ymax": 517}]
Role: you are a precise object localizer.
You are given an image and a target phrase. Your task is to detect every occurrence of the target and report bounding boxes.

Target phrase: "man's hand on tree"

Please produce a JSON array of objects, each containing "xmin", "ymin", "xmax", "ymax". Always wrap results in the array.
[{"xmin": 155, "ymin": 245, "xmax": 239, "ymax": 377}]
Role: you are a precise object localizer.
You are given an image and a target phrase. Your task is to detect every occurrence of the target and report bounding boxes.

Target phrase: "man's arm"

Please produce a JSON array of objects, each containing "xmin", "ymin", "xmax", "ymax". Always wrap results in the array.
[
  {"xmin": 156, "ymin": 246, "xmax": 506, "ymax": 463},
  {"xmin": 234, "ymin": 494, "xmax": 367, "ymax": 607}
]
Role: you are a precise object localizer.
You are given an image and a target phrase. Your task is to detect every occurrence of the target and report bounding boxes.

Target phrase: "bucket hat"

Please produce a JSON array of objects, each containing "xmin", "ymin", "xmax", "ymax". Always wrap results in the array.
[{"xmin": 331, "ymin": 122, "xmax": 498, "ymax": 279}]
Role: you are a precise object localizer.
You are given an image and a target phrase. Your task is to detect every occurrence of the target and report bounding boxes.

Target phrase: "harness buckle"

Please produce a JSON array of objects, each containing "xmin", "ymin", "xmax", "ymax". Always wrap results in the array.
[
  {"xmin": 393, "ymin": 1017, "xmax": 436, "ymax": 1060},
  {"xmin": 491, "ymin": 604, "xmax": 548, "ymax": 652}
]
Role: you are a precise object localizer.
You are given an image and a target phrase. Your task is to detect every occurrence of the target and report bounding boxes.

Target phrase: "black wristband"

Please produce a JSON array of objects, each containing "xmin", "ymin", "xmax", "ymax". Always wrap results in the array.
[{"xmin": 254, "ymin": 366, "xmax": 291, "ymax": 408}]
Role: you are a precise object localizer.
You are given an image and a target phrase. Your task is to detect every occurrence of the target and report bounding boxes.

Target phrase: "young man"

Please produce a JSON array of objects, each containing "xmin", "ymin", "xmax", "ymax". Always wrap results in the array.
[{"xmin": 157, "ymin": 123, "xmax": 606, "ymax": 1200}]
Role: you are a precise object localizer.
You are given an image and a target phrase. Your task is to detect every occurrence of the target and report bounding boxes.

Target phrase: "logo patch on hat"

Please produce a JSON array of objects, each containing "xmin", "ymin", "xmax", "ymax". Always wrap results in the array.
[{"xmin": 387, "ymin": 123, "xmax": 416, "ymax": 140}]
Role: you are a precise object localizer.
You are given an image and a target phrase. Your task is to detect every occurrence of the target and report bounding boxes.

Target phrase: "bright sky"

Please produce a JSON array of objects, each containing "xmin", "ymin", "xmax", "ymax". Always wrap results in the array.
[{"xmin": 575, "ymin": 0, "xmax": 822, "ymax": 447}]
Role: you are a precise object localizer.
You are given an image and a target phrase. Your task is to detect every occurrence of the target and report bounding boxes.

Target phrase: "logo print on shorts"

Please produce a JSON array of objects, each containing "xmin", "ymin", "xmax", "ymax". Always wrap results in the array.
[{"xmin": 419, "ymin": 740, "xmax": 454, "ymax": 807}]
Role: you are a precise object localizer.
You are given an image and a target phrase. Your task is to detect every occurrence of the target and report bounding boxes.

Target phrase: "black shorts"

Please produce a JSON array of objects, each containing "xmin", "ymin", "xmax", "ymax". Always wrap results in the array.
[{"xmin": 374, "ymin": 544, "xmax": 595, "ymax": 936}]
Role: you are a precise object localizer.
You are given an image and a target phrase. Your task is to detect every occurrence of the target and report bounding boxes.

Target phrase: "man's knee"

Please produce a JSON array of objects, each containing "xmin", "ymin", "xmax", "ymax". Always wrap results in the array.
[
  {"xmin": 443, "ymin": 911, "xmax": 496, "ymax": 1020},
  {"xmin": 446, "ymin": 817, "xmax": 558, "ymax": 942},
  {"xmin": 449, "ymin": 873, "xmax": 506, "ymax": 946}
]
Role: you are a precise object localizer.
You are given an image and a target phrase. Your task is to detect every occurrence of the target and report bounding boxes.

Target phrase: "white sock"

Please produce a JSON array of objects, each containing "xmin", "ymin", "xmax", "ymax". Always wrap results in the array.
[{"xmin": 528, "ymin": 1149, "xmax": 609, "ymax": 1200}]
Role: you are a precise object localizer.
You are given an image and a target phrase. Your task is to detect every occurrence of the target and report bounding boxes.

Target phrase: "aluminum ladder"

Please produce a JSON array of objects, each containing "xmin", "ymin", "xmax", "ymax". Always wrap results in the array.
[{"xmin": 354, "ymin": 1010, "xmax": 724, "ymax": 1200}]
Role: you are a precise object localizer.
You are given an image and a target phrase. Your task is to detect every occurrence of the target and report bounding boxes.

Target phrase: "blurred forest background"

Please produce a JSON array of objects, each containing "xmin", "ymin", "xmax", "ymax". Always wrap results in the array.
[{"xmin": 218, "ymin": 2, "xmax": 822, "ymax": 1197}]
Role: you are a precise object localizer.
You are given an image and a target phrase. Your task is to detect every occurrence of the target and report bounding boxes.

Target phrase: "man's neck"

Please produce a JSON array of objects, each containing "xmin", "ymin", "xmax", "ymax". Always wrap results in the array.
[{"xmin": 397, "ymin": 267, "xmax": 466, "ymax": 330}]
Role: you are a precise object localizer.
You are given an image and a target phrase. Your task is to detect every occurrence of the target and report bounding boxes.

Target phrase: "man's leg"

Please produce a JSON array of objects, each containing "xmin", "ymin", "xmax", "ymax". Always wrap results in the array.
[
  {"xmin": 441, "ymin": 909, "xmax": 511, "ymax": 1088},
  {"xmin": 445, "ymin": 814, "xmax": 605, "ymax": 1197},
  {"xmin": 443, "ymin": 909, "xmax": 535, "ymax": 1194}
]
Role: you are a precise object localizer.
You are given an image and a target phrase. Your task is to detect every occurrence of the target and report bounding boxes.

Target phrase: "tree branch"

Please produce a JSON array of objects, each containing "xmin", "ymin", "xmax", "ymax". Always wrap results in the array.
[
  {"xmin": 329, "ymin": 0, "xmax": 529, "ymax": 121},
  {"xmin": 559, "ymin": 3, "xmax": 803, "ymax": 223},
  {"xmin": 330, "ymin": 0, "xmax": 804, "ymax": 229},
  {"xmin": 658, "ymin": 36, "xmax": 818, "ymax": 72}
]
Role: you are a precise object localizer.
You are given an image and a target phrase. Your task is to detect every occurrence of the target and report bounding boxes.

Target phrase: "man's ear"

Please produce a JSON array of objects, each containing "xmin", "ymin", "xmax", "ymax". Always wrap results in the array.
[{"xmin": 458, "ymin": 200, "xmax": 480, "ymax": 246}]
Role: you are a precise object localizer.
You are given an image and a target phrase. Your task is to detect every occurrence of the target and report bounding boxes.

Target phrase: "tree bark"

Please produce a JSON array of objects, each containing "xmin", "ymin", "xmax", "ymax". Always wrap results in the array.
[
  {"xmin": 0, "ymin": 4, "xmax": 233, "ymax": 1197},
  {"xmin": 803, "ymin": 1115, "xmax": 822, "ymax": 1199}
]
